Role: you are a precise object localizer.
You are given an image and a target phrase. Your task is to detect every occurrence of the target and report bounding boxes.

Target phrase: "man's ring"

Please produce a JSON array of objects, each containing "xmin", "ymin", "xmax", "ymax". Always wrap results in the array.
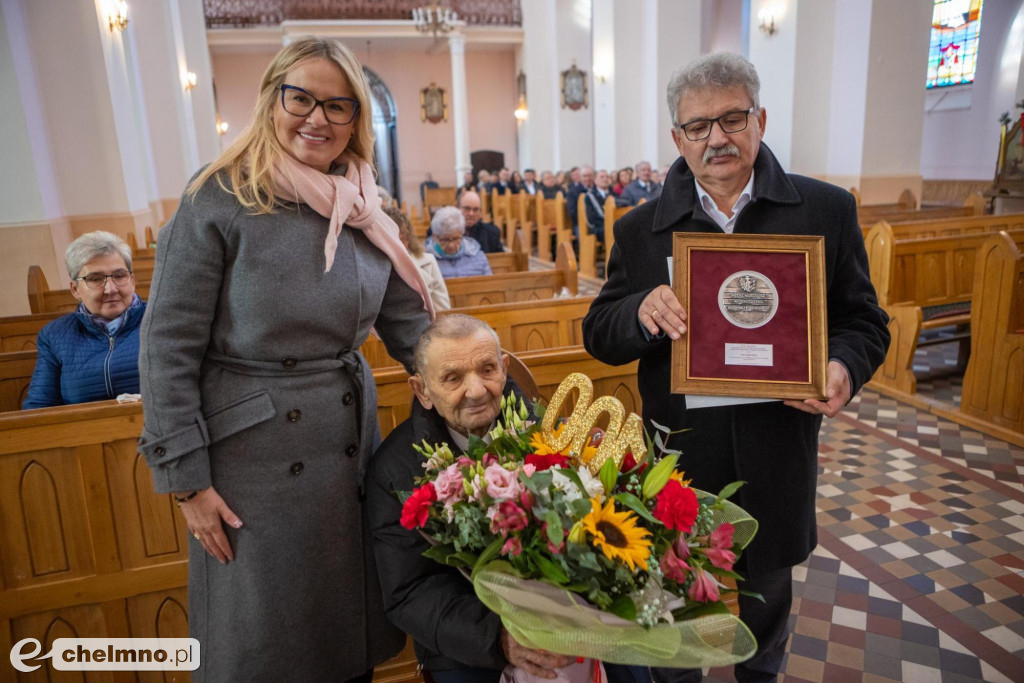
[
  {"xmin": 193, "ymin": 532, "xmax": 201, "ymax": 541},
  {"xmin": 652, "ymin": 309, "xmax": 660, "ymax": 318}
]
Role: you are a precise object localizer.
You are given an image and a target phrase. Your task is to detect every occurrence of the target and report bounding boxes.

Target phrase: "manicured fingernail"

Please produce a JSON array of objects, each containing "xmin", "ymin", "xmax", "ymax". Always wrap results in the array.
[{"xmin": 232, "ymin": 520, "xmax": 243, "ymax": 528}]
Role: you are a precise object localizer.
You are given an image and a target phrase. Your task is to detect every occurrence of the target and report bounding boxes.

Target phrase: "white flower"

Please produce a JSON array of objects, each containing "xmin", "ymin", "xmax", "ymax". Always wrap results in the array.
[
  {"xmin": 576, "ymin": 466, "xmax": 605, "ymax": 498},
  {"xmin": 550, "ymin": 469, "xmax": 582, "ymax": 503}
]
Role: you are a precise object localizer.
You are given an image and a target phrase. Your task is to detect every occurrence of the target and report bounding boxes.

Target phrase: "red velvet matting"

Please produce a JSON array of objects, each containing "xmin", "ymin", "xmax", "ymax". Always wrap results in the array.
[{"xmin": 687, "ymin": 249, "xmax": 810, "ymax": 382}]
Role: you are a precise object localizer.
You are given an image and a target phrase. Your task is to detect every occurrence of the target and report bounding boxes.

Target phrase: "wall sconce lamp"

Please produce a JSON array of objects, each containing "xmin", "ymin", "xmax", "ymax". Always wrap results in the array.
[
  {"xmin": 758, "ymin": 5, "xmax": 781, "ymax": 36},
  {"xmin": 109, "ymin": 1, "xmax": 129, "ymax": 32},
  {"xmin": 514, "ymin": 71, "xmax": 528, "ymax": 122},
  {"xmin": 184, "ymin": 71, "xmax": 198, "ymax": 91},
  {"xmin": 217, "ymin": 120, "xmax": 229, "ymax": 135}
]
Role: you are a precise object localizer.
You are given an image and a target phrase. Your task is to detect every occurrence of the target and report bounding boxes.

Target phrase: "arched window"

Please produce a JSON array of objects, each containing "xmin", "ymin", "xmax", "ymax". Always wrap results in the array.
[{"xmin": 926, "ymin": 0, "xmax": 984, "ymax": 88}]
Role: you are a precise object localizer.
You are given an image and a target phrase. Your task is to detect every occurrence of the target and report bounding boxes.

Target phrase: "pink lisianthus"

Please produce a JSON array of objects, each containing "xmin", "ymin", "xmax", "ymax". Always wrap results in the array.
[
  {"xmin": 484, "ymin": 463, "xmax": 521, "ymax": 500},
  {"xmin": 456, "ymin": 456, "xmax": 474, "ymax": 467},
  {"xmin": 706, "ymin": 522, "xmax": 737, "ymax": 570},
  {"xmin": 501, "ymin": 536, "xmax": 523, "ymax": 557},
  {"xmin": 518, "ymin": 489, "xmax": 536, "ymax": 511},
  {"xmin": 521, "ymin": 463, "xmax": 537, "ymax": 478},
  {"xmin": 482, "ymin": 453, "xmax": 498, "ymax": 466},
  {"xmin": 489, "ymin": 500, "xmax": 529, "ymax": 535},
  {"xmin": 433, "ymin": 464, "xmax": 465, "ymax": 505},
  {"xmin": 659, "ymin": 544, "xmax": 692, "ymax": 584},
  {"xmin": 688, "ymin": 568, "xmax": 720, "ymax": 603}
]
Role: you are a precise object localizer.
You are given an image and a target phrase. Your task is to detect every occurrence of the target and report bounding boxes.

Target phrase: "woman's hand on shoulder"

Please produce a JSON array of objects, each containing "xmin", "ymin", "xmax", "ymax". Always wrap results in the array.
[{"xmin": 176, "ymin": 487, "xmax": 243, "ymax": 564}]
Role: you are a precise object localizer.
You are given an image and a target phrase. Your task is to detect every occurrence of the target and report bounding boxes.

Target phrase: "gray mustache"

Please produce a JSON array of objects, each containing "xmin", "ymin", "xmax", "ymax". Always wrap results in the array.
[{"xmin": 703, "ymin": 145, "xmax": 740, "ymax": 164}]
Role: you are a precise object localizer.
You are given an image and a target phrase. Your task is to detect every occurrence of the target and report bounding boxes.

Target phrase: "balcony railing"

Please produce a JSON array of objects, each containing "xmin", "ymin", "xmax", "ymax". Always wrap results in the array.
[{"xmin": 204, "ymin": 0, "xmax": 522, "ymax": 28}]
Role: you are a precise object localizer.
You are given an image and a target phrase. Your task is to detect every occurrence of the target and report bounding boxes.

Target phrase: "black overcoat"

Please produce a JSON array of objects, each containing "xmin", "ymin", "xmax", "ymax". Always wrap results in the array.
[{"xmin": 582, "ymin": 145, "xmax": 890, "ymax": 577}]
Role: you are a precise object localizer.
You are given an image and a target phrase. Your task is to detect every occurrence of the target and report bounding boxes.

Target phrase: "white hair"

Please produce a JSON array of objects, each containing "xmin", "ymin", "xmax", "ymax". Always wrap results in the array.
[
  {"xmin": 666, "ymin": 52, "xmax": 761, "ymax": 126},
  {"xmin": 65, "ymin": 231, "xmax": 133, "ymax": 280},
  {"xmin": 431, "ymin": 206, "xmax": 466, "ymax": 238}
]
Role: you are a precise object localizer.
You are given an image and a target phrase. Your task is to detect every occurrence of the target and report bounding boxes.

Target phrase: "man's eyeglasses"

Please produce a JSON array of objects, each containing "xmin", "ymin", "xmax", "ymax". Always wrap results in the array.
[
  {"xmin": 676, "ymin": 108, "xmax": 755, "ymax": 142},
  {"xmin": 280, "ymin": 84, "xmax": 360, "ymax": 125},
  {"xmin": 75, "ymin": 270, "xmax": 133, "ymax": 290}
]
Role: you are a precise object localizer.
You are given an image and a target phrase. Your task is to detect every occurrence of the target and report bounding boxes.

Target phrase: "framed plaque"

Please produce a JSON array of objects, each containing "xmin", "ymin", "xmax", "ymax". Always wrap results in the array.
[{"xmin": 670, "ymin": 233, "xmax": 828, "ymax": 400}]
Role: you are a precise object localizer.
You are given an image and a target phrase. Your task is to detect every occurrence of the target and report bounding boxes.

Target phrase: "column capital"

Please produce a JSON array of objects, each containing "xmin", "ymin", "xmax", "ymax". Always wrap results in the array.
[{"xmin": 447, "ymin": 31, "xmax": 466, "ymax": 53}]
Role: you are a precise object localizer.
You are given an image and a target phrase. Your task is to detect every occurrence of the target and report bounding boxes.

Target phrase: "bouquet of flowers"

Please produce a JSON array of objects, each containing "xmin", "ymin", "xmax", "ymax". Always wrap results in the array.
[{"xmin": 400, "ymin": 373, "xmax": 758, "ymax": 667}]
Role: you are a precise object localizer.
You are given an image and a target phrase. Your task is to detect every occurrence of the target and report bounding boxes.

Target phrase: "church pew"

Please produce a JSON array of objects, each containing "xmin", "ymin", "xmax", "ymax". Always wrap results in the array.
[
  {"xmin": 578, "ymin": 191, "xmax": 600, "ymax": 279},
  {"xmin": 856, "ymin": 193, "xmax": 986, "ymax": 231},
  {"xmin": 0, "ymin": 350, "xmax": 36, "ymax": 412},
  {"xmin": 0, "ymin": 347, "xmax": 642, "ymax": 671},
  {"xmin": 534, "ymin": 192, "xmax": 570, "ymax": 262},
  {"xmin": 860, "ymin": 210, "xmax": 1021, "ymax": 243},
  {"xmin": 27, "ymin": 266, "xmax": 151, "ymax": 314},
  {"xmin": 603, "ymin": 197, "xmax": 642, "ymax": 271},
  {"xmin": 486, "ymin": 246, "xmax": 529, "ymax": 274},
  {"xmin": 850, "ymin": 187, "xmax": 917, "ymax": 210},
  {"xmin": 957, "ymin": 232, "xmax": 1024, "ymax": 446},
  {"xmin": 423, "ymin": 186, "xmax": 457, "ymax": 214},
  {"xmin": 0, "ymin": 312, "xmax": 61, "ymax": 352},
  {"xmin": 444, "ymin": 242, "xmax": 577, "ymax": 308},
  {"xmin": 867, "ymin": 223, "xmax": 1024, "ymax": 396},
  {"xmin": 126, "ymin": 230, "xmax": 157, "ymax": 259},
  {"xmin": 512, "ymin": 192, "xmax": 535, "ymax": 255},
  {"xmin": 490, "ymin": 188, "xmax": 512, "ymax": 227}
]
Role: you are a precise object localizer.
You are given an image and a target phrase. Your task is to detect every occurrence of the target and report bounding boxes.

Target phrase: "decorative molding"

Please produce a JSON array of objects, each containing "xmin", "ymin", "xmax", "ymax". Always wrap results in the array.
[{"xmin": 204, "ymin": 0, "xmax": 521, "ymax": 28}]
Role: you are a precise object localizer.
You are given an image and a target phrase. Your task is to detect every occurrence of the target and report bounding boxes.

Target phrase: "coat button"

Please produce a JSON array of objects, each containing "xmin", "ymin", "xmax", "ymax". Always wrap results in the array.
[
  {"xmin": 287, "ymin": 409, "xmax": 301, "ymax": 422},
  {"xmin": 154, "ymin": 446, "xmax": 166, "ymax": 457},
  {"xmin": 345, "ymin": 444, "xmax": 358, "ymax": 457},
  {"xmin": 342, "ymin": 392, "xmax": 354, "ymax": 406},
  {"xmin": 282, "ymin": 357, "xmax": 297, "ymax": 369},
  {"xmin": 290, "ymin": 462, "xmax": 304, "ymax": 475}
]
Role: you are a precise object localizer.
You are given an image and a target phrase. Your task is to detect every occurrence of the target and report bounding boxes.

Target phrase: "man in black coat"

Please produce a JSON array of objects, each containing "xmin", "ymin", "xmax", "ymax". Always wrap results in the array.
[
  {"xmin": 584, "ymin": 169, "xmax": 614, "ymax": 242},
  {"xmin": 582, "ymin": 53, "xmax": 889, "ymax": 683},
  {"xmin": 458, "ymin": 191, "xmax": 504, "ymax": 253},
  {"xmin": 367, "ymin": 315, "xmax": 652, "ymax": 682},
  {"xmin": 617, "ymin": 161, "xmax": 662, "ymax": 206}
]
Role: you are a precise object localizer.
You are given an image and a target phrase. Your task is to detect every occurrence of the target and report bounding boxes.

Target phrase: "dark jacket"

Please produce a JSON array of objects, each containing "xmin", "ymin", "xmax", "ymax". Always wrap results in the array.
[
  {"xmin": 617, "ymin": 179, "xmax": 661, "ymax": 207},
  {"xmin": 567, "ymin": 182, "xmax": 588, "ymax": 227},
  {"xmin": 584, "ymin": 187, "xmax": 612, "ymax": 240},
  {"xmin": 23, "ymin": 303, "xmax": 146, "ymax": 409},
  {"xmin": 582, "ymin": 145, "xmax": 890, "ymax": 577},
  {"xmin": 367, "ymin": 381, "xmax": 521, "ymax": 672},
  {"xmin": 468, "ymin": 221, "xmax": 504, "ymax": 253}
]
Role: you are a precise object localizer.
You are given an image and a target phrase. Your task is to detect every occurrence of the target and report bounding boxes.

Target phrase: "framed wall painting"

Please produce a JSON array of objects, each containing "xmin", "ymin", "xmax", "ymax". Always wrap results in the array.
[
  {"xmin": 560, "ymin": 63, "xmax": 588, "ymax": 110},
  {"xmin": 421, "ymin": 83, "xmax": 447, "ymax": 123}
]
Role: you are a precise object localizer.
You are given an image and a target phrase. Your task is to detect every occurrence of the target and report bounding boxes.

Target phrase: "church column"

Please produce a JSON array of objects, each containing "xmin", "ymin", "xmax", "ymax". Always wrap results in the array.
[
  {"xmin": 520, "ymin": 0, "xmax": 559, "ymax": 171},
  {"xmin": 449, "ymin": 30, "xmax": 471, "ymax": 181}
]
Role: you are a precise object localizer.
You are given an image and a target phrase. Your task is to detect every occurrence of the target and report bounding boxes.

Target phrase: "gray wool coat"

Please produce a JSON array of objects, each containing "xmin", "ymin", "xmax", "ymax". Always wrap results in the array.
[{"xmin": 138, "ymin": 174, "xmax": 430, "ymax": 682}]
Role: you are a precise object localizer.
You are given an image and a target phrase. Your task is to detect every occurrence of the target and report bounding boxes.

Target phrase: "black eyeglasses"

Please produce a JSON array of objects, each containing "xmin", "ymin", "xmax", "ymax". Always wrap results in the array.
[
  {"xmin": 279, "ymin": 84, "xmax": 360, "ymax": 125},
  {"xmin": 676, "ymin": 107, "xmax": 755, "ymax": 141},
  {"xmin": 75, "ymin": 270, "xmax": 133, "ymax": 290}
]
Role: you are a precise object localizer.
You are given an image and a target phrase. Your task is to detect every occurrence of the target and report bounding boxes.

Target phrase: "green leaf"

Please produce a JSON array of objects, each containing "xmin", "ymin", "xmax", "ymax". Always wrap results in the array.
[
  {"xmin": 467, "ymin": 433, "xmax": 486, "ymax": 454},
  {"xmin": 471, "ymin": 536, "xmax": 507, "ymax": 579},
  {"xmin": 544, "ymin": 510, "xmax": 563, "ymax": 546},
  {"xmin": 738, "ymin": 589, "xmax": 765, "ymax": 603},
  {"xmin": 641, "ymin": 454, "xmax": 678, "ymax": 500},
  {"xmin": 422, "ymin": 543, "xmax": 458, "ymax": 565},
  {"xmin": 598, "ymin": 458, "xmax": 618, "ymax": 494},
  {"xmin": 650, "ymin": 418, "xmax": 671, "ymax": 434},
  {"xmin": 608, "ymin": 595, "xmax": 636, "ymax": 621},
  {"xmin": 613, "ymin": 492, "xmax": 660, "ymax": 525},
  {"xmin": 671, "ymin": 600, "xmax": 731, "ymax": 621},
  {"xmin": 533, "ymin": 402, "xmax": 547, "ymax": 420},
  {"xmin": 716, "ymin": 480, "xmax": 746, "ymax": 504},
  {"xmin": 533, "ymin": 553, "xmax": 570, "ymax": 584},
  {"xmin": 569, "ymin": 497, "xmax": 593, "ymax": 519}
]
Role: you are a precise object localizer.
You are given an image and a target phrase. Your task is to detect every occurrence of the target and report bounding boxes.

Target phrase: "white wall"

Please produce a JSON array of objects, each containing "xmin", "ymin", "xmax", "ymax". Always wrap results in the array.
[
  {"xmin": 556, "ymin": 0, "xmax": 594, "ymax": 166},
  {"xmin": 921, "ymin": 0, "xmax": 1024, "ymax": 180}
]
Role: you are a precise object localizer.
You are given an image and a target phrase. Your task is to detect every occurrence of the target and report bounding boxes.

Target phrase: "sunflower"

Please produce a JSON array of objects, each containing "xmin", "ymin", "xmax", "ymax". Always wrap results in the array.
[
  {"xmin": 529, "ymin": 423, "xmax": 567, "ymax": 455},
  {"xmin": 581, "ymin": 497, "xmax": 652, "ymax": 571},
  {"xmin": 668, "ymin": 469, "xmax": 692, "ymax": 487}
]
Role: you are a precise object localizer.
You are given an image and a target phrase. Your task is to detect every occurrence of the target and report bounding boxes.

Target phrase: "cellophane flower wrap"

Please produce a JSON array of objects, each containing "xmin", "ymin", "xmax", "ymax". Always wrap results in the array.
[{"xmin": 399, "ymin": 389, "xmax": 759, "ymax": 667}]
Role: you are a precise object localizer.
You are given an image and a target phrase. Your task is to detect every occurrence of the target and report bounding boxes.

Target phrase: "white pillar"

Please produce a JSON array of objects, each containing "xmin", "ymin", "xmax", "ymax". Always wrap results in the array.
[
  {"xmin": 449, "ymin": 31, "xmax": 471, "ymax": 179},
  {"xmin": 521, "ymin": 0, "xmax": 559, "ymax": 172},
  {"xmin": 592, "ymin": 0, "xmax": 616, "ymax": 171}
]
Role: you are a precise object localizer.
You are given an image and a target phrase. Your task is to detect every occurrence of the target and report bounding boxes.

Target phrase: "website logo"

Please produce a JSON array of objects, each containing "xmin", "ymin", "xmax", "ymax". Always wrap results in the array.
[{"xmin": 10, "ymin": 638, "xmax": 200, "ymax": 672}]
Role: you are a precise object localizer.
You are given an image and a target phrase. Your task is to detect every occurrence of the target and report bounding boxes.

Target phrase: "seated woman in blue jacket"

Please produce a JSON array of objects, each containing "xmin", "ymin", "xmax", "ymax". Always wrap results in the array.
[{"xmin": 23, "ymin": 231, "xmax": 145, "ymax": 409}]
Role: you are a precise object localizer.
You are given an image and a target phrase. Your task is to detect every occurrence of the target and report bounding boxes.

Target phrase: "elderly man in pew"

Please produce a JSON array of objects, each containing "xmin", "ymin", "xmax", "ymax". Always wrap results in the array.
[
  {"xmin": 584, "ymin": 169, "xmax": 614, "ymax": 243},
  {"xmin": 23, "ymin": 231, "xmax": 144, "ymax": 409},
  {"xmin": 583, "ymin": 52, "xmax": 890, "ymax": 683},
  {"xmin": 459, "ymin": 191, "xmax": 504, "ymax": 253},
  {"xmin": 426, "ymin": 206, "xmax": 494, "ymax": 278},
  {"xmin": 367, "ymin": 314, "xmax": 651, "ymax": 682}
]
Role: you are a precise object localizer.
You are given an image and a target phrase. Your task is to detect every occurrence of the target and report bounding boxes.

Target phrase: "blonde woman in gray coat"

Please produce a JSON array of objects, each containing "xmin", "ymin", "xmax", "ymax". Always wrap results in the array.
[{"xmin": 139, "ymin": 37, "xmax": 433, "ymax": 682}]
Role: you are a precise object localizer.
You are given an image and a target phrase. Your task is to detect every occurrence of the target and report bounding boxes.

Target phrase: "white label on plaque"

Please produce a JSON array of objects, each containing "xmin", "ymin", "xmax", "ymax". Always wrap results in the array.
[{"xmin": 724, "ymin": 343, "xmax": 774, "ymax": 367}]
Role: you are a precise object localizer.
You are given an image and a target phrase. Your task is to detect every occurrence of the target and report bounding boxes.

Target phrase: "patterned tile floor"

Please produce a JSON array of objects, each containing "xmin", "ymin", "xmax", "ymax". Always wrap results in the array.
[{"xmin": 539, "ymin": 259, "xmax": 1024, "ymax": 680}]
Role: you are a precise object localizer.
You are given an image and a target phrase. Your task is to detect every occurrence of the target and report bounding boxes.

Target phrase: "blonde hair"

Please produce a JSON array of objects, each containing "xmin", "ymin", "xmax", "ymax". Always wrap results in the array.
[
  {"xmin": 384, "ymin": 206, "xmax": 423, "ymax": 257},
  {"xmin": 187, "ymin": 36, "xmax": 375, "ymax": 213}
]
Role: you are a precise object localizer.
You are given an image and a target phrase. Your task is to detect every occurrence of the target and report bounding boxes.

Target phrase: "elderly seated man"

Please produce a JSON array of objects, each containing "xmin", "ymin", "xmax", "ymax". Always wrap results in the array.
[
  {"xmin": 424, "ymin": 206, "xmax": 493, "ymax": 278},
  {"xmin": 367, "ymin": 315, "xmax": 652, "ymax": 682}
]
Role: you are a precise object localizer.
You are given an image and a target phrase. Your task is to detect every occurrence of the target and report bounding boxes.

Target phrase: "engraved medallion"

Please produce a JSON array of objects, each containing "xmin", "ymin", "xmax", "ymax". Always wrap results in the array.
[{"xmin": 717, "ymin": 270, "xmax": 778, "ymax": 328}]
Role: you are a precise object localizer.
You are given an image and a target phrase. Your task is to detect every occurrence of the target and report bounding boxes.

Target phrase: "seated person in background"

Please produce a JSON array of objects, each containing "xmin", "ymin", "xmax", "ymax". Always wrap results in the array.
[
  {"xmin": 459, "ymin": 191, "xmax": 503, "ymax": 253},
  {"xmin": 424, "ymin": 206, "xmax": 493, "ymax": 279},
  {"xmin": 617, "ymin": 161, "xmax": 662, "ymax": 206},
  {"xmin": 420, "ymin": 173, "xmax": 440, "ymax": 203},
  {"xmin": 511, "ymin": 170, "xmax": 524, "ymax": 191},
  {"xmin": 584, "ymin": 169, "xmax": 613, "ymax": 242},
  {"xmin": 458, "ymin": 171, "xmax": 476, "ymax": 198},
  {"xmin": 367, "ymin": 315, "xmax": 652, "ymax": 682},
  {"xmin": 476, "ymin": 170, "xmax": 492, "ymax": 194},
  {"xmin": 386, "ymin": 206, "xmax": 450, "ymax": 311},
  {"xmin": 489, "ymin": 167, "xmax": 514, "ymax": 195},
  {"xmin": 520, "ymin": 168, "xmax": 538, "ymax": 195},
  {"xmin": 23, "ymin": 231, "xmax": 145, "ymax": 409},
  {"xmin": 539, "ymin": 171, "xmax": 562, "ymax": 199},
  {"xmin": 611, "ymin": 168, "xmax": 632, "ymax": 196}
]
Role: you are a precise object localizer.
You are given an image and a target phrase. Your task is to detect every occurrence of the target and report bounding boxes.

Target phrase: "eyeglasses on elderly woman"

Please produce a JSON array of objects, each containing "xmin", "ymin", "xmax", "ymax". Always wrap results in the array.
[{"xmin": 75, "ymin": 270, "xmax": 134, "ymax": 290}]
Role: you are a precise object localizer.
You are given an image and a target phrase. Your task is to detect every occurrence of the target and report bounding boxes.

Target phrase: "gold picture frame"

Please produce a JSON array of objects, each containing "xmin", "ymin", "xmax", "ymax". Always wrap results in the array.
[
  {"xmin": 670, "ymin": 233, "xmax": 828, "ymax": 400},
  {"xmin": 421, "ymin": 83, "xmax": 448, "ymax": 123},
  {"xmin": 560, "ymin": 62, "xmax": 588, "ymax": 111}
]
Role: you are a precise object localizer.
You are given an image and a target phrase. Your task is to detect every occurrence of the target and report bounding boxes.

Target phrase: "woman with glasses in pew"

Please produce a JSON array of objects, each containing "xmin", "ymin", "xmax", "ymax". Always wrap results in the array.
[
  {"xmin": 23, "ymin": 231, "xmax": 144, "ymax": 409},
  {"xmin": 137, "ymin": 37, "xmax": 433, "ymax": 683}
]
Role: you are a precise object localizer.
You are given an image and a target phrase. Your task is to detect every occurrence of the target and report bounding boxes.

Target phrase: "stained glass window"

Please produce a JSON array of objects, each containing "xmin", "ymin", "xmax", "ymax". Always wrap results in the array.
[{"xmin": 926, "ymin": 0, "xmax": 984, "ymax": 88}]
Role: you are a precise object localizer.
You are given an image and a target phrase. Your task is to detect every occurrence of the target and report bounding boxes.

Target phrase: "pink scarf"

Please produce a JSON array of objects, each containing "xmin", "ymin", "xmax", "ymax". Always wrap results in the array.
[{"xmin": 273, "ymin": 152, "xmax": 435, "ymax": 318}]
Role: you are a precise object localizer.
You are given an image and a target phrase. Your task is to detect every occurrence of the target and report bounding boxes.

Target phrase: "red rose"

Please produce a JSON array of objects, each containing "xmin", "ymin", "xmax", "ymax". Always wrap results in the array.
[
  {"xmin": 621, "ymin": 452, "xmax": 647, "ymax": 474},
  {"xmin": 525, "ymin": 453, "xmax": 571, "ymax": 471},
  {"xmin": 653, "ymin": 480, "xmax": 699, "ymax": 532},
  {"xmin": 400, "ymin": 483, "xmax": 437, "ymax": 529}
]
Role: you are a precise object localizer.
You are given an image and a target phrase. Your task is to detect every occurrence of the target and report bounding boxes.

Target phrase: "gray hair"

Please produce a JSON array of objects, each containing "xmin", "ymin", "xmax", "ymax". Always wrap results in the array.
[
  {"xmin": 65, "ymin": 231, "xmax": 133, "ymax": 280},
  {"xmin": 666, "ymin": 52, "xmax": 761, "ymax": 126},
  {"xmin": 431, "ymin": 206, "xmax": 465, "ymax": 238},
  {"xmin": 413, "ymin": 314, "xmax": 502, "ymax": 376}
]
